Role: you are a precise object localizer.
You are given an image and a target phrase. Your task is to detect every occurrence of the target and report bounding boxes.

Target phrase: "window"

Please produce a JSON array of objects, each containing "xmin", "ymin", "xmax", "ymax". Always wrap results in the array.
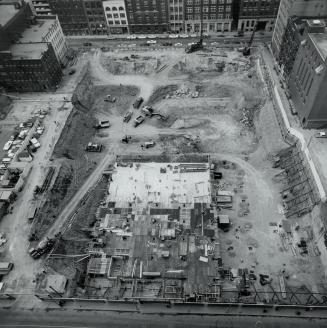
[
  {"xmin": 210, "ymin": 14, "xmax": 215, "ymax": 19},
  {"xmin": 218, "ymin": 6, "xmax": 223, "ymax": 12},
  {"xmin": 195, "ymin": 6, "xmax": 200, "ymax": 13},
  {"xmin": 211, "ymin": 0, "xmax": 216, "ymax": 3},
  {"xmin": 210, "ymin": 6, "xmax": 216, "ymax": 11},
  {"xmin": 121, "ymin": 20, "xmax": 126, "ymax": 24},
  {"xmin": 203, "ymin": 0, "xmax": 208, "ymax": 3},
  {"xmin": 187, "ymin": 7, "xmax": 193, "ymax": 12},
  {"xmin": 105, "ymin": 7, "xmax": 110, "ymax": 11},
  {"xmin": 203, "ymin": 14, "xmax": 208, "ymax": 19},
  {"xmin": 187, "ymin": 0, "xmax": 193, "ymax": 3},
  {"xmin": 217, "ymin": 13, "xmax": 223, "ymax": 18},
  {"xmin": 120, "ymin": 13, "xmax": 125, "ymax": 17},
  {"xmin": 225, "ymin": 5, "xmax": 230, "ymax": 12},
  {"xmin": 115, "ymin": 20, "xmax": 120, "ymax": 24},
  {"xmin": 119, "ymin": 6, "xmax": 124, "ymax": 10},
  {"xmin": 113, "ymin": 13, "xmax": 119, "ymax": 18},
  {"xmin": 112, "ymin": 7, "xmax": 117, "ymax": 11},
  {"xmin": 203, "ymin": 6, "xmax": 208, "ymax": 12},
  {"xmin": 187, "ymin": 14, "xmax": 193, "ymax": 20}
]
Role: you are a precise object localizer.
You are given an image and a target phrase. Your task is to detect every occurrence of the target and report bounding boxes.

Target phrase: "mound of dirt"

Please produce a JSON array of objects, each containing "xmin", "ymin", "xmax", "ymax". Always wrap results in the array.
[
  {"xmin": 147, "ymin": 85, "xmax": 178, "ymax": 106},
  {"xmin": 0, "ymin": 93, "xmax": 12, "ymax": 119}
]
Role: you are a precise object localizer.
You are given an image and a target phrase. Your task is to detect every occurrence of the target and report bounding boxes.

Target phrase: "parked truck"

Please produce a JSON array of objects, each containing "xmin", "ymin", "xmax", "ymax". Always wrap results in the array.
[
  {"xmin": 29, "ymin": 237, "xmax": 56, "ymax": 259},
  {"xmin": 94, "ymin": 120, "xmax": 110, "ymax": 129},
  {"xmin": 85, "ymin": 142, "xmax": 103, "ymax": 152}
]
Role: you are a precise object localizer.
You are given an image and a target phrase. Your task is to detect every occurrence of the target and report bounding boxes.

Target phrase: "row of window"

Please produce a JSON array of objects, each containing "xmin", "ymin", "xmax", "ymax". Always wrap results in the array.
[
  {"xmin": 187, "ymin": 5, "xmax": 230, "ymax": 12},
  {"xmin": 186, "ymin": 0, "xmax": 231, "ymax": 4},
  {"xmin": 186, "ymin": 13, "xmax": 229, "ymax": 19},
  {"xmin": 107, "ymin": 13, "xmax": 125, "ymax": 18},
  {"xmin": 108, "ymin": 20, "xmax": 127, "ymax": 25},
  {"xmin": 105, "ymin": 6, "xmax": 125, "ymax": 11}
]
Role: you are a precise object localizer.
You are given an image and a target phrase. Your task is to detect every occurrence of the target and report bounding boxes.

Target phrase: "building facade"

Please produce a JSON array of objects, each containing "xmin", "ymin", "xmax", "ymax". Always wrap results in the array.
[
  {"xmin": 30, "ymin": 0, "xmax": 53, "ymax": 15},
  {"xmin": 169, "ymin": 0, "xmax": 184, "ymax": 33},
  {"xmin": 272, "ymin": 0, "xmax": 327, "ymax": 60},
  {"xmin": 48, "ymin": 0, "xmax": 89, "ymax": 35},
  {"xmin": 83, "ymin": 0, "xmax": 108, "ymax": 34},
  {"xmin": 288, "ymin": 19, "xmax": 327, "ymax": 129},
  {"xmin": 184, "ymin": 0, "xmax": 233, "ymax": 34},
  {"xmin": 238, "ymin": 0, "xmax": 280, "ymax": 32},
  {"xmin": 277, "ymin": 16, "xmax": 304, "ymax": 80},
  {"xmin": 38, "ymin": 15, "xmax": 68, "ymax": 65},
  {"xmin": 125, "ymin": 0, "xmax": 169, "ymax": 34},
  {"xmin": 0, "ymin": 43, "xmax": 62, "ymax": 92},
  {"xmin": 103, "ymin": 0, "xmax": 129, "ymax": 34}
]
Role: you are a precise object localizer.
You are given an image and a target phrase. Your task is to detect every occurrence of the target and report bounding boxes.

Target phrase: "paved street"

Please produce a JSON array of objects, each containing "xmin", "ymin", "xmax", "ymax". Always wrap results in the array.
[{"xmin": 0, "ymin": 308, "xmax": 326, "ymax": 328}]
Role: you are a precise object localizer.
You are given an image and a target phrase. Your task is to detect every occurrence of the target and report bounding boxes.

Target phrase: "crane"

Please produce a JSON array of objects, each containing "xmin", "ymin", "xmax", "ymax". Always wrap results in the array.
[
  {"xmin": 242, "ymin": 22, "xmax": 258, "ymax": 56},
  {"xmin": 185, "ymin": 0, "xmax": 204, "ymax": 53}
]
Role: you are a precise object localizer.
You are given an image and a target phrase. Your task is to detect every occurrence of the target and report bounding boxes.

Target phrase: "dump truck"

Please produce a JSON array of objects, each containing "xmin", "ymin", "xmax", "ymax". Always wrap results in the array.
[
  {"xmin": 123, "ymin": 111, "xmax": 133, "ymax": 122},
  {"xmin": 29, "ymin": 237, "xmax": 56, "ymax": 259},
  {"xmin": 133, "ymin": 97, "xmax": 144, "ymax": 109},
  {"xmin": 95, "ymin": 120, "xmax": 110, "ymax": 129},
  {"xmin": 85, "ymin": 142, "xmax": 103, "ymax": 152},
  {"xmin": 134, "ymin": 115, "xmax": 145, "ymax": 127}
]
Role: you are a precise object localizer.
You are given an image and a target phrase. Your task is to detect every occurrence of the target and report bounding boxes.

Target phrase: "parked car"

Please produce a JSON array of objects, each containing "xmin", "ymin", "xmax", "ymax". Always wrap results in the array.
[
  {"xmin": 95, "ymin": 120, "xmax": 110, "ymax": 129},
  {"xmin": 315, "ymin": 131, "xmax": 327, "ymax": 138},
  {"xmin": 174, "ymin": 43, "xmax": 183, "ymax": 47},
  {"xmin": 126, "ymin": 35, "xmax": 137, "ymax": 40},
  {"xmin": 30, "ymin": 138, "xmax": 41, "ymax": 149},
  {"xmin": 68, "ymin": 69, "xmax": 76, "ymax": 75},
  {"xmin": 162, "ymin": 42, "xmax": 173, "ymax": 46},
  {"xmin": 104, "ymin": 94, "xmax": 116, "ymax": 102},
  {"xmin": 133, "ymin": 97, "xmax": 144, "ymax": 109},
  {"xmin": 169, "ymin": 34, "xmax": 179, "ymax": 39},
  {"xmin": 138, "ymin": 35, "xmax": 146, "ymax": 39},
  {"xmin": 83, "ymin": 42, "xmax": 92, "ymax": 46},
  {"xmin": 134, "ymin": 115, "xmax": 145, "ymax": 127},
  {"xmin": 147, "ymin": 39, "xmax": 157, "ymax": 44},
  {"xmin": 141, "ymin": 141, "xmax": 156, "ymax": 149},
  {"xmin": 3, "ymin": 140, "xmax": 13, "ymax": 151},
  {"xmin": 180, "ymin": 34, "xmax": 189, "ymax": 38}
]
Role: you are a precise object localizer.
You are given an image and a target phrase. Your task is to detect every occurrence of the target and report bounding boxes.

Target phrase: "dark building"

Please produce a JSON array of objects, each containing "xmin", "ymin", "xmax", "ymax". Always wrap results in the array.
[
  {"xmin": 277, "ymin": 17, "xmax": 307, "ymax": 80},
  {"xmin": 184, "ymin": 0, "xmax": 233, "ymax": 34},
  {"xmin": 288, "ymin": 19, "xmax": 327, "ymax": 128},
  {"xmin": 0, "ymin": 0, "xmax": 34, "ymax": 51},
  {"xmin": 125, "ymin": 0, "xmax": 169, "ymax": 34},
  {"xmin": 238, "ymin": 0, "xmax": 280, "ymax": 32},
  {"xmin": 48, "ymin": 0, "xmax": 89, "ymax": 35},
  {"xmin": 83, "ymin": 0, "xmax": 108, "ymax": 34},
  {"xmin": 0, "ymin": 43, "xmax": 62, "ymax": 92}
]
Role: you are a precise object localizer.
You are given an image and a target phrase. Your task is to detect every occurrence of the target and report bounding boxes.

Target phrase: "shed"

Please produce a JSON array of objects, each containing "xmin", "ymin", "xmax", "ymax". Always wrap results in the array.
[{"xmin": 0, "ymin": 190, "xmax": 14, "ymax": 203}]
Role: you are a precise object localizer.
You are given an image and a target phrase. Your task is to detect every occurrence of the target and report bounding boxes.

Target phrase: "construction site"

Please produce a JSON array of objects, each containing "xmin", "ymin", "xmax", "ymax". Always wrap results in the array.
[{"xmin": 0, "ymin": 38, "xmax": 327, "ymax": 309}]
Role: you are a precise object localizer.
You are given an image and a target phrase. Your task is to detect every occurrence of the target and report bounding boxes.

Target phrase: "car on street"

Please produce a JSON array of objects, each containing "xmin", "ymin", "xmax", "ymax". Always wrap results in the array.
[
  {"xmin": 162, "ymin": 42, "xmax": 173, "ymax": 46},
  {"xmin": 138, "ymin": 35, "xmax": 146, "ymax": 39},
  {"xmin": 147, "ymin": 34, "xmax": 156, "ymax": 39},
  {"xmin": 174, "ymin": 43, "xmax": 183, "ymax": 47},
  {"xmin": 169, "ymin": 34, "xmax": 178, "ymax": 38},
  {"xmin": 210, "ymin": 42, "xmax": 219, "ymax": 46},
  {"xmin": 68, "ymin": 69, "xmax": 76, "ymax": 75},
  {"xmin": 126, "ymin": 35, "xmax": 137, "ymax": 39},
  {"xmin": 190, "ymin": 33, "xmax": 197, "ymax": 37},
  {"xmin": 83, "ymin": 42, "xmax": 92, "ymax": 46},
  {"xmin": 147, "ymin": 39, "xmax": 157, "ymax": 44},
  {"xmin": 180, "ymin": 34, "xmax": 189, "ymax": 38}
]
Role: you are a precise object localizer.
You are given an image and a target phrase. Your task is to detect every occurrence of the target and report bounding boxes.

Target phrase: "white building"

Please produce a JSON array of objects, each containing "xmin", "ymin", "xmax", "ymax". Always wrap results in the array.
[
  {"xmin": 272, "ymin": 0, "xmax": 327, "ymax": 58},
  {"xmin": 102, "ymin": 0, "xmax": 129, "ymax": 34}
]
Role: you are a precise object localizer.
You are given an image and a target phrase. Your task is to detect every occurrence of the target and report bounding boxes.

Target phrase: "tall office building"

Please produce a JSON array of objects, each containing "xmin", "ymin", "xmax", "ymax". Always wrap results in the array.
[{"xmin": 272, "ymin": 0, "xmax": 327, "ymax": 59}]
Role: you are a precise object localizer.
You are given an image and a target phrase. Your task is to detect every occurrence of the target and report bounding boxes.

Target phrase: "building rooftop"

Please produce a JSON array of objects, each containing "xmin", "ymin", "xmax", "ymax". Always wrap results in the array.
[
  {"xmin": 310, "ymin": 31, "xmax": 327, "ymax": 61},
  {"xmin": 0, "ymin": 4, "xmax": 19, "ymax": 27},
  {"xmin": 9, "ymin": 42, "xmax": 48, "ymax": 59},
  {"xmin": 19, "ymin": 19, "xmax": 55, "ymax": 43}
]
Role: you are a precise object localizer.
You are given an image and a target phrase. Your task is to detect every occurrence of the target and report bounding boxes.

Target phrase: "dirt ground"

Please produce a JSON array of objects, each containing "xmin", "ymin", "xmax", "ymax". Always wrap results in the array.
[
  {"xmin": 1, "ymin": 43, "xmax": 326, "ymax": 303},
  {"xmin": 44, "ymin": 46, "xmax": 326, "ymax": 298}
]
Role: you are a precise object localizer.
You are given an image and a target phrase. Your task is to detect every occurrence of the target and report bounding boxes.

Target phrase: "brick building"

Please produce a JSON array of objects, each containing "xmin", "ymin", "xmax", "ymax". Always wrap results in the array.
[
  {"xmin": 272, "ymin": 0, "xmax": 327, "ymax": 60},
  {"xmin": 125, "ymin": 0, "xmax": 169, "ymax": 34},
  {"xmin": 83, "ymin": 0, "xmax": 108, "ymax": 34},
  {"xmin": 238, "ymin": 0, "xmax": 280, "ymax": 32},
  {"xmin": 103, "ymin": 0, "xmax": 129, "ymax": 34},
  {"xmin": 0, "ymin": 43, "xmax": 62, "ymax": 92},
  {"xmin": 288, "ymin": 19, "xmax": 327, "ymax": 128},
  {"xmin": 184, "ymin": 0, "xmax": 233, "ymax": 34},
  {"xmin": 48, "ymin": 0, "xmax": 89, "ymax": 35}
]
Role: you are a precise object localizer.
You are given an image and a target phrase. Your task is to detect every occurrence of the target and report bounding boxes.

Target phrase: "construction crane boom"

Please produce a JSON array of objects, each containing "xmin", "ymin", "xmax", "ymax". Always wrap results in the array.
[{"xmin": 243, "ymin": 22, "xmax": 258, "ymax": 56}]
